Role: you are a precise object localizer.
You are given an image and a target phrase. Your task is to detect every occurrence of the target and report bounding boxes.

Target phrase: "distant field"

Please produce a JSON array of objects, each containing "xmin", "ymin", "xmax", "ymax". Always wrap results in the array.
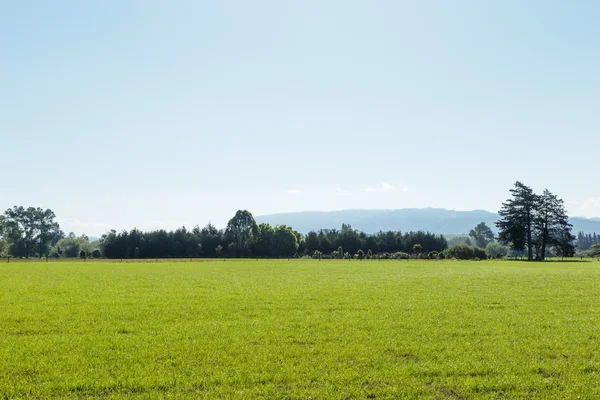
[{"xmin": 1, "ymin": 260, "xmax": 599, "ymax": 399}]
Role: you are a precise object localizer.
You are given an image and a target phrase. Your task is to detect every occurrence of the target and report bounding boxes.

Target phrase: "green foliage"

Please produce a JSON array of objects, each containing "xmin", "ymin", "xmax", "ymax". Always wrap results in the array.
[
  {"xmin": 485, "ymin": 242, "xmax": 509, "ymax": 259},
  {"xmin": 469, "ymin": 222, "xmax": 495, "ymax": 248},
  {"xmin": 497, "ymin": 182, "xmax": 575, "ymax": 261},
  {"xmin": 1, "ymin": 206, "xmax": 60, "ymax": 257},
  {"xmin": 443, "ymin": 244, "xmax": 486, "ymax": 260},
  {"xmin": 367, "ymin": 249, "xmax": 373, "ymax": 259},
  {"xmin": 271, "ymin": 225, "xmax": 299, "ymax": 258},
  {"xmin": 225, "ymin": 210, "xmax": 258, "ymax": 257},
  {"xmin": 588, "ymin": 244, "xmax": 600, "ymax": 258},
  {"xmin": 412, "ymin": 243, "xmax": 422, "ymax": 255},
  {"xmin": 343, "ymin": 252, "xmax": 351, "ymax": 260},
  {"xmin": 392, "ymin": 252, "xmax": 410, "ymax": 260},
  {"xmin": 356, "ymin": 249, "xmax": 364, "ymax": 260}
]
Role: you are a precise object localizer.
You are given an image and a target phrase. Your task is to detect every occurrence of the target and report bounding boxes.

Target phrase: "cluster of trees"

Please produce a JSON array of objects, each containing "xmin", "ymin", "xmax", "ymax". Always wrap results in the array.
[
  {"xmin": 99, "ymin": 218, "xmax": 302, "ymax": 259},
  {"xmin": 303, "ymin": 224, "xmax": 448, "ymax": 256},
  {"xmin": 0, "ymin": 206, "xmax": 60, "ymax": 258},
  {"xmin": 576, "ymin": 232, "xmax": 600, "ymax": 251},
  {"xmin": 496, "ymin": 182, "xmax": 575, "ymax": 261},
  {"xmin": 99, "ymin": 211, "xmax": 448, "ymax": 259}
]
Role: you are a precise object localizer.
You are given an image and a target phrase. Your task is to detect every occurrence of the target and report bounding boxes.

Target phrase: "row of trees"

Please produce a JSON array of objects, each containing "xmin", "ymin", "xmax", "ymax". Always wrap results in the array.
[
  {"xmin": 303, "ymin": 224, "xmax": 448, "ymax": 256},
  {"xmin": 99, "ymin": 210, "xmax": 448, "ymax": 259},
  {"xmin": 496, "ymin": 182, "xmax": 576, "ymax": 261},
  {"xmin": 576, "ymin": 232, "xmax": 600, "ymax": 251}
]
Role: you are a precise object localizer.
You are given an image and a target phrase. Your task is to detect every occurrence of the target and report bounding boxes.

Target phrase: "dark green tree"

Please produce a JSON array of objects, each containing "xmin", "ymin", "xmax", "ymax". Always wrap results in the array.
[
  {"xmin": 534, "ymin": 189, "xmax": 574, "ymax": 260},
  {"xmin": 496, "ymin": 182, "xmax": 539, "ymax": 261},
  {"xmin": 225, "ymin": 210, "xmax": 258, "ymax": 257},
  {"xmin": 2, "ymin": 206, "xmax": 60, "ymax": 258},
  {"xmin": 272, "ymin": 225, "xmax": 299, "ymax": 257}
]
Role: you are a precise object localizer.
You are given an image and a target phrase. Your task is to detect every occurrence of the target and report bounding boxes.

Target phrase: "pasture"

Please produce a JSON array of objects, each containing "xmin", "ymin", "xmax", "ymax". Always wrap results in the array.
[{"xmin": 1, "ymin": 259, "xmax": 599, "ymax": 399}]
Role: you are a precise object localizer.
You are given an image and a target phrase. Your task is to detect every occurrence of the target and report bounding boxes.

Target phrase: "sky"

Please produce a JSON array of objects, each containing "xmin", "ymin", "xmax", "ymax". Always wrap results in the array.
[{"xmin": 1, "ymin": 1, "xmax": 599, "ymax": 236}]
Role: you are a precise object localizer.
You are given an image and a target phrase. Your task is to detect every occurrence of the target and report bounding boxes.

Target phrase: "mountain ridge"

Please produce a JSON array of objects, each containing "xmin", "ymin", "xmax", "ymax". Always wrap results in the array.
[{"xmin": 255, "ymin": 208, "xmax": 600, "ymax": 235}]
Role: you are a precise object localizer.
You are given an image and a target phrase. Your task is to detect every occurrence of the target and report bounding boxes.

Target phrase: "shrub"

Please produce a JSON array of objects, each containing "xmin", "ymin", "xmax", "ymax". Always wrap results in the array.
[
  {"xmin": 443, "ymin": 245, "xmax": 474, "ymax": 260},
  {"xmin": 392, "ymin": 252, "xmax": 410, "ymax": 260},
  {"xmin": 356, "ymin": 249, "xmax": 365, "ymax": 260},
  {"xmin": 91, "ymin": 249, "xmax": 102, "ymax": 259},
  {"xmin": 472, "ymin": 247, "xmax": 487, "ymax": 260}
]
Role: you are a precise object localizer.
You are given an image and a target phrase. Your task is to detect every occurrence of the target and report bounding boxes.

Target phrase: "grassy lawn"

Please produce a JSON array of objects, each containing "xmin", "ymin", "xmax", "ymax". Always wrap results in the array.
[{"xmin": 1, "ymin": 259, "xmax": 599, "ymax": 399}]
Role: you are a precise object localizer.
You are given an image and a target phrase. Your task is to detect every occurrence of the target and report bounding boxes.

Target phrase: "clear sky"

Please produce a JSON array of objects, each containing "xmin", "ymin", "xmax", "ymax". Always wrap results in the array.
[{"xmin": 2, "ymin": 1, "xmax": 599, "ymax": 236}]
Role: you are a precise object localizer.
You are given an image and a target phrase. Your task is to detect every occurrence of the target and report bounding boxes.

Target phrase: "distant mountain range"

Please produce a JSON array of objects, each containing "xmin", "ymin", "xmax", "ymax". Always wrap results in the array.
[{"xmin": 255, "ymin": 208, "xmax": 600, "ymax": 235}]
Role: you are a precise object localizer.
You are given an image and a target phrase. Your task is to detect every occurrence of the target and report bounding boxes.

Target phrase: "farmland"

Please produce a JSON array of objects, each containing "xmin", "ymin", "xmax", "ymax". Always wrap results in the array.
[{"xmin": 1, "ymin": 259, "xmax": 600, "ymax": 399}]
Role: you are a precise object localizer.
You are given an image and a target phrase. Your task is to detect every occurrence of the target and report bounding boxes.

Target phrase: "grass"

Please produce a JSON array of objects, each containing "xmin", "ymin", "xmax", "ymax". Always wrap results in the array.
[{"xmin": 1, "ymin": 259, "xmax": 599, "ymax": 399}]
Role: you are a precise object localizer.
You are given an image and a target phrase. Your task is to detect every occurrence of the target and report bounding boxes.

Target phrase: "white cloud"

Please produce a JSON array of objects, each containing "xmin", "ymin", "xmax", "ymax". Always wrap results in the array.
[
  {"xmin": 365, "ymin": 182, "xmax": 406, "ymax": 193},
  {"xmin": 335, "ymin": 188, "xmax": 351, "ymax": 196},
  {"xmin": 577, "ymin": 197, "xmax": 600, "ymax": 218},
  {"xmin": 287, "ymin": 189, "xmax": 303, "ymax": 195}
]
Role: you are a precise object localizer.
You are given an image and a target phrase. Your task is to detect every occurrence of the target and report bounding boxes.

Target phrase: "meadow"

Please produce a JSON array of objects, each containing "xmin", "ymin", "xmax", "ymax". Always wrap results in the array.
[{"xmin": 1, "ymin": 259, "xmax": 599, "ymax": 399}]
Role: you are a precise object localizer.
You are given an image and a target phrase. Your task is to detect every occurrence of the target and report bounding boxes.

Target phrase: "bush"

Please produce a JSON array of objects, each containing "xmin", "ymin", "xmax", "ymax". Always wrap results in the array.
[
  {"xmin": 472, "ymin": 247, "xmax": 487, "ymax": 260},
  {"xmin": 443, "ymin": 245, "xmax": 487, "ymax": 260},
  {"xmin": 356, "ymin": 249, "xmax": 365, "ymax": 260},
  {"xmin": 312, "ymin": 250, "xmax": 322, "ymax": 260},
  {"xmin": 428, "ymin": 251, "xmax": 439, "ymax": 259},
  {"xmin": 443, "ymin": 245, "xmax": 474, "ymax": 260},
  {"xmin": 91, "ymin": 249, "xmax": 102, "ymax": 259},
  {"xmin": 392, "ymin": 252, "xmax": 410, "ymax": 260},
  {"xmin": 343, "ymin": 252, "xmax": 351, "ymax": 260},
  {"xmin": 485, "ymin": 243, "xmax": 508, "ymax": 259}
]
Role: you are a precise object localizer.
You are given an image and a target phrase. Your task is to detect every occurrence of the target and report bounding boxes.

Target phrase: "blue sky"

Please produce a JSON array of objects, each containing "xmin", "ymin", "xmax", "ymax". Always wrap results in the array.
[{"xmin": 2, "ymin": 1, "xmax": 599, "ymax": 236}]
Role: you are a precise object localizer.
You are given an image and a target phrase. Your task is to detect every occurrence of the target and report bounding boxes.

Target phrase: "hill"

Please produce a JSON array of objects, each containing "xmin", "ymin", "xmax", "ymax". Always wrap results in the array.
[{"xmin": 255, "ymin": 208, "xmax": 600, "ymax": 235}]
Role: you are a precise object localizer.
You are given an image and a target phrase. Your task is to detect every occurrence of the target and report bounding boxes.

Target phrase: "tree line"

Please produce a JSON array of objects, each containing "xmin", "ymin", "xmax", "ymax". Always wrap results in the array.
[
  {"xmin": 576, "ymin": 232, "xmax": 600, "ymax": 251},
  {"xmin": 0, "ymin": 182, "xmax": 594, "ymax": 261},
  {"xmin": 99, "ymin": 211, "xmax": 448, "ymax": 259}
]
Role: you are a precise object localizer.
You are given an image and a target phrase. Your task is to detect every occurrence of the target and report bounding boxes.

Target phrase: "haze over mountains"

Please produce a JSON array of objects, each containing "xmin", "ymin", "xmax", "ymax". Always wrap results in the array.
[{"xmin": 255, "ymin": 209, "xmax": 600, "ymax": 235}]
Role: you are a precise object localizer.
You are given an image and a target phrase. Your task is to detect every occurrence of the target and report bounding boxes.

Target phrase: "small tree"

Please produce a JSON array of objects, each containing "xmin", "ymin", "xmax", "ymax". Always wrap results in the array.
[
  {"xmin": 134, "ymin": 247, "xmax": 140, "ymax": 259},
  {"xmin": 91, "ymin": 249, "xmax": 102, "ymax": 259},
  {"xmin": 356, "ymin": 249, "xmax": 365, "ymax": 260},
  {"xmin": 79, "ymin": 250, "xmax": 86, "ymax": 260},
  {"xmin": 337, "ymin": 246, "xmax": 344, "ymax": 260},
  {"xmin": 343, "ymin": 252, "xmax": 351, "ymax": 260},
  {"xmin": 215, "ymin": 245, "xmax": 223, "ymax": 258},
  {"xmin": 413, "ymin": 244, "xmax": 423, "ymax": 257},
  {"xmin": 367, "ymin": 249, "xmax": 373, "ymax": 259}
]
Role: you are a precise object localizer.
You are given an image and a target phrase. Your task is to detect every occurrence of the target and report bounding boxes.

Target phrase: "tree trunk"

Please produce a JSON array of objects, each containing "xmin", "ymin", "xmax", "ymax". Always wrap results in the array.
[{"xmin": 527, "ymin": 223, "xmax": 533, "ymax": 261}]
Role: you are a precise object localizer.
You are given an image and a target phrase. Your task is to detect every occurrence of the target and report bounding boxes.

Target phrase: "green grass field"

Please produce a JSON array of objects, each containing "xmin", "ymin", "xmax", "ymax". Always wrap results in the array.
[{"xmin": 1, "ymin": 260, "xmax": 599, "ymax": 399}]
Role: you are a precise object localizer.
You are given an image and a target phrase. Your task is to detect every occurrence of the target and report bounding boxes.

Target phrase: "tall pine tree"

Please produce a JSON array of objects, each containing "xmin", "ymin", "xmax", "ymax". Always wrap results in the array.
[
  {"xmin": 534, "ymin": 189, "xmax": 575, "ymax": 260},
  {"xmin": 496, "ymin": 182, "xmax": 538, "ymax": 261}
]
